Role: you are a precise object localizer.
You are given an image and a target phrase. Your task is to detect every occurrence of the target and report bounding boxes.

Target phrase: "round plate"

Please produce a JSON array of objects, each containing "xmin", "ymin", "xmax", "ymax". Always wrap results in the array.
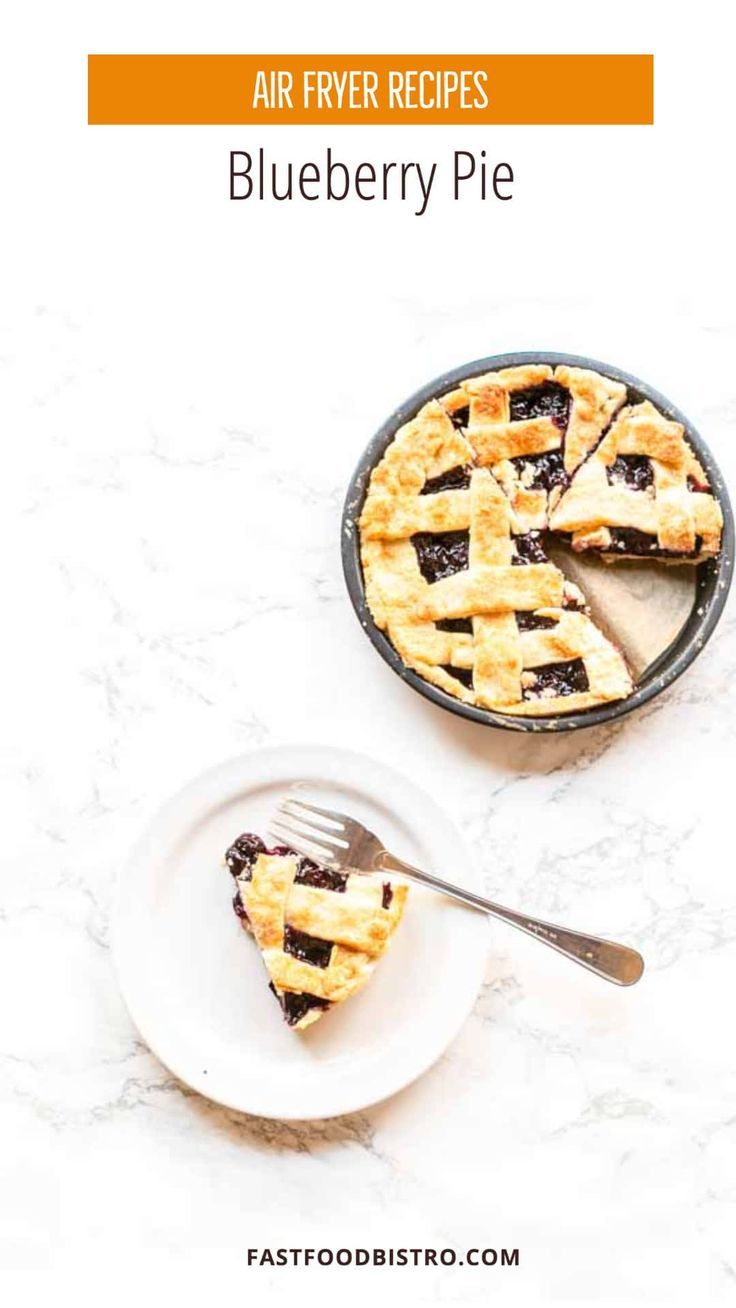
[
  {"xmin": 342, "ymin": 352, "xmax": 734, "ymax": 732},
  {"xmin": 113, "ymin": 746, "xmax": 488, "ymax": 1120}
]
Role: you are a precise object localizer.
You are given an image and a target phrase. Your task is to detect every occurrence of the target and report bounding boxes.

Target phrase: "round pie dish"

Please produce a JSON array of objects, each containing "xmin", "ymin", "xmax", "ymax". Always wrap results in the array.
[{"xmin": 342, "ymin": 352, "xmax": 734, "ymax": 732}]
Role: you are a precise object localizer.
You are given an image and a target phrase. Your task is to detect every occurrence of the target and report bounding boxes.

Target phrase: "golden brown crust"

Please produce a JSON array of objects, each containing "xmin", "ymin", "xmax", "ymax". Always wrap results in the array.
[
  {"xmin": 237, "ymin": 855, "xmax": 408, "ymax": 1030},
  {"xmin": 362, "ymin": 401, "xmax": 473, "ymax": 505},
  {"xmin": 550, "ymin": 401, "xmax": 723, "ymax": 560},
  {"xmin": 358, "ymin": 366, "xmax": 723, "ymax": 717},
  {"xmin": 553, "ymin": 365, "xmax": 627, "ymax": 472},
  {"xmin": 439, "ymin": 367, "xmax": 561, "ymax": 532},
  {"xmin": 470, "ymin": 418, "xmax": 560, "ymax": 467},
  {"xmin": 361, "ymin": 488, "xmax": 471, "ymax": 541},
  {"xmin": 360, "ymin": 461, "xmax": 631, "ymax": 714},
  {"xmin": 434, "ymin": 365, "xmax": 628, "ymax": 525},
  {"xmin": 491, "ymin": 610, "xmax": 633, "ymax": 715},
  {"xmin": 419, "ymin": 562, "xmax": 564, "ymax": 621}
]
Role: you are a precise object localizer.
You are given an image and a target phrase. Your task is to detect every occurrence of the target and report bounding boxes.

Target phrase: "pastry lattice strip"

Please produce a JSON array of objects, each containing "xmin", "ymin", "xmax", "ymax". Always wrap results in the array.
[
  {"xmin": 362, "ymin": 444, "xmax": 632, "ymax": 713},
  {"xmin": 359, "ymin": 368, "xmax": 722, "ymax": 715},
  {"xmin": 438, "ymin": 363, "xmax": 628, "ymax": 532},
  {"xmin": 550, "ymin": 401, "xmax": 722, "ymax": 559},
  {"xmin": 237, "ymin": 853, "xmax": 408, "ymax": 1029}
]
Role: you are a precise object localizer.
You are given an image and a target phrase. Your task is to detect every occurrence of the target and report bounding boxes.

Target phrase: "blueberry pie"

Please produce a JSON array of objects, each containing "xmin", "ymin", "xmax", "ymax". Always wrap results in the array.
[
  {"xmin": 225, "ymin": 833, "xmax": 408, "ymax": 1030},
  {"xmin": 441, "ymin": 364, "xmax": 628, "ymax": 532},
  {"xmin": 549, "ymin": 400, "xmax": 722, "ymax": 561},
  {"xmin": 359, "ymin": 365, "xmax": 723, "ymax": 716}
]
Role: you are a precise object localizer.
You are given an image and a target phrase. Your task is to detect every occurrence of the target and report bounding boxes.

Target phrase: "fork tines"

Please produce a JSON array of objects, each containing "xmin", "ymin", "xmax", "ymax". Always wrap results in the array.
[{"xmin": 268, "ymin": 796, "xmax": 348, "ymax": 870}]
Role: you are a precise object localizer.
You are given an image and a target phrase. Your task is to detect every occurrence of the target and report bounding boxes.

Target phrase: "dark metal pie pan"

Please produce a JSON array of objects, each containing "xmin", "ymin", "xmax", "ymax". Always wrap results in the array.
[{"xmin": 341, "ymin": 352, "xmax": 734, "ymax": 732}]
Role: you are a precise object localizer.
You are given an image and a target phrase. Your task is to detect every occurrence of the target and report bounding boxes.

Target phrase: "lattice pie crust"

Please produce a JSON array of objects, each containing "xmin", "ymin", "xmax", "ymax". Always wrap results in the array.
[
  {"xmin": 359, "ymin": 365, "xmax": 722, "ymax": 716},
  {"xmin": 226, "ymin": 835, "xmax": 408, "ymax": 1030}
]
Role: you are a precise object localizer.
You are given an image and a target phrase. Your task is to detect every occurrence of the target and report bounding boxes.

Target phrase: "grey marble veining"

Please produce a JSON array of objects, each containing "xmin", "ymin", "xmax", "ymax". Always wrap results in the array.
[{"xmin": 1, "ymin": 297, "xmax": 735, "ymax": 1302}]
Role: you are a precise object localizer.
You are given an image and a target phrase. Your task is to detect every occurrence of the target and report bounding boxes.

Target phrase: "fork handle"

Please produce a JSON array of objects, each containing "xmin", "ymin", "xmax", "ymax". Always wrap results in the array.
[{"xmin": 377, "ymin": 853, "xmax": 644, "ymax": 986}]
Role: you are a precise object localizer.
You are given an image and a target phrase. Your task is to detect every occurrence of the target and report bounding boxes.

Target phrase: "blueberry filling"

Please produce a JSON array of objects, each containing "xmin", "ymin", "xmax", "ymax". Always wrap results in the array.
[
  {"xmin": 687, "ymin": 473, "xmax": 708, "ymax": 492},
  {"xmin": 607, "ymin": 455, "xmax": 654, "ymax": 492},
  {"xmin": 516, "ymin": 613, "xmax": 558, "ymax": 632},
  {"xmin": 607, "ymin": 528, "xmax": 656, "ymax": 554},
  {"xmin": 447, "ymin": 404, "xmax": 470, "ymax": 430},
  {"xmin": 225, "ymin": 833, "xmax": 268, "ymax": 879},
  {"xmin": 605, "ymin": 528, "xmax": 703, "ymax": 557},
  {"xmin": 270, "ymin": 985, "xmax": 331, "ymax": 1027},
  {"xmin": 512, "ymin": 532, "xmax": 548, "ymax": 565},
  {"xmin": 294, "ymin": 860, "xmax": 347, "ymax": 892},
  {"xmin": 511, "ymin": 450, "xmax": 568, "ymax": 493},
  {"xmin": 226, "ymin": 833, "xmax": 293, "ymax": 882},
  {"xmin": 225, "ymin": 835, "xmax": 350, "ymax": 1029},
  {"xmin": 441, "ymin": 664, "xmax": 474, "ymax": 690},
  {"xmin": 509, "ymin": 382, "xmax": 571, "ymax": 432},
  {"xmin": 232, "ymin": 891, "xmax": 249, "ymax": 922},
  {"xmin": 226, "ymin": 833, "xmax": 348, "ymax": 900},
  {"xmin": 436, "ymin": 617, "xmax": 473, "ymax": 633},
  {"xmin": 522, "ymin": 658, "xmax": 589, "ymax": 700},
  {"xmin": 382, "ymin": 883, "xmax": 394, "ymax": 909},
  {"xmin": 420, "ymin": 465, "xmax": 472, "ymax": 495},
  {"xmin": 283, "ymin": 925, "xmax": 333, "ymax": 969},
  {"xmin": 412, "ymin": 530, "xmax": 470, "ymax": 583}
]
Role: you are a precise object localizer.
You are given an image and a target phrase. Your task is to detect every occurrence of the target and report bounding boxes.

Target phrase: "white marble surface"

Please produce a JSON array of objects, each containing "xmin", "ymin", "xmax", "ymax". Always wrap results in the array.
[
  {"xmin": 2, "ymin": 292, "xmax": 736, "ymax": 1304},
  {"xmin": 3, "ymin": 4, "xmax": 736, "ymax": 1298}
]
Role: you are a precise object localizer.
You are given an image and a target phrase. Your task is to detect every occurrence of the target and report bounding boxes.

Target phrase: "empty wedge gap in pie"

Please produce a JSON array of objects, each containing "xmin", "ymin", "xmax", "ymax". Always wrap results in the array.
[{"xmin": 358, "ymin": 363, "xmax": 724, "ymax": 717}]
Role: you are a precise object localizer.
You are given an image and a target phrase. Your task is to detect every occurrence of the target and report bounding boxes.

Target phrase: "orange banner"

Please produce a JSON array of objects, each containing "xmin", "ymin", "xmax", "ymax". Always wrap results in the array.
[{"xmin": 88, "ymin": 54, "xmax": 653, "ymax": 126}]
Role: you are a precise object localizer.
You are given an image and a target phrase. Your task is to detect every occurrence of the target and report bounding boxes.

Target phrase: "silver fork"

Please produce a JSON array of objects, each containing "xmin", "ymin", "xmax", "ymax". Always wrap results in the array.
[{"xmin": 270, "ymin": 796, "xmax": 644, "ymax": 987}]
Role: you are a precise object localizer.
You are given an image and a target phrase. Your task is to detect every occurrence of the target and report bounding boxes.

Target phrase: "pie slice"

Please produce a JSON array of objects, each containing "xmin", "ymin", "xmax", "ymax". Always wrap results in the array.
[
  {"xmin": 224, "ymin": 833, "xmax": 408, "ymax": 1030},
  {"xmin": 438, "ymin": 364, "xmax": 627, "ymax": 531},
  {"xmin": 549, "ymin": 401, "xmax": 723, "ymax": 562}
]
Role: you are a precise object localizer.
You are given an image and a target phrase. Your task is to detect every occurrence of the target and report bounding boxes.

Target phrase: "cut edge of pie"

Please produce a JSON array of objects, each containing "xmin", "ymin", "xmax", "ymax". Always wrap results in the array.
[
  {"xmin": 358, "ymin": 364, "xmax": 723, "ymax": 717},
  {"xmin": 225, "ymin": 833, "xmax": 408, "ymax": 1031},
  {"xmin": 549, "ymin": 400, "xmax": 723, "ymax": 564}
]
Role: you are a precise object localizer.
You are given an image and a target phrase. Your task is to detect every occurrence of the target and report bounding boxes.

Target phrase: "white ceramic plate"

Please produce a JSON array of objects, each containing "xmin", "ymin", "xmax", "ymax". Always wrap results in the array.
[{"xmin": 113, "ymin": 745, "xmax": 488, "ymax": 1120}]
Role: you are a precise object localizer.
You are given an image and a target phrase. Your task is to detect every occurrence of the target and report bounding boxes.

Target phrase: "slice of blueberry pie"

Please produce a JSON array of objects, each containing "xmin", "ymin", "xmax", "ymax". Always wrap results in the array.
[
  {"xmin": 358, "ymin": 364, "xmax": 723, "ymax": 717},
  {"xmin": 225, "ymin": 833, "xmax": 408, "ymax": 1030},
  {"xmin": 439, "ymin": 364, "xmax": 627, "ymax": 532},
  {"xmin": 549, "ymin": 400, "xmax": 723, "ymax": 562}
]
